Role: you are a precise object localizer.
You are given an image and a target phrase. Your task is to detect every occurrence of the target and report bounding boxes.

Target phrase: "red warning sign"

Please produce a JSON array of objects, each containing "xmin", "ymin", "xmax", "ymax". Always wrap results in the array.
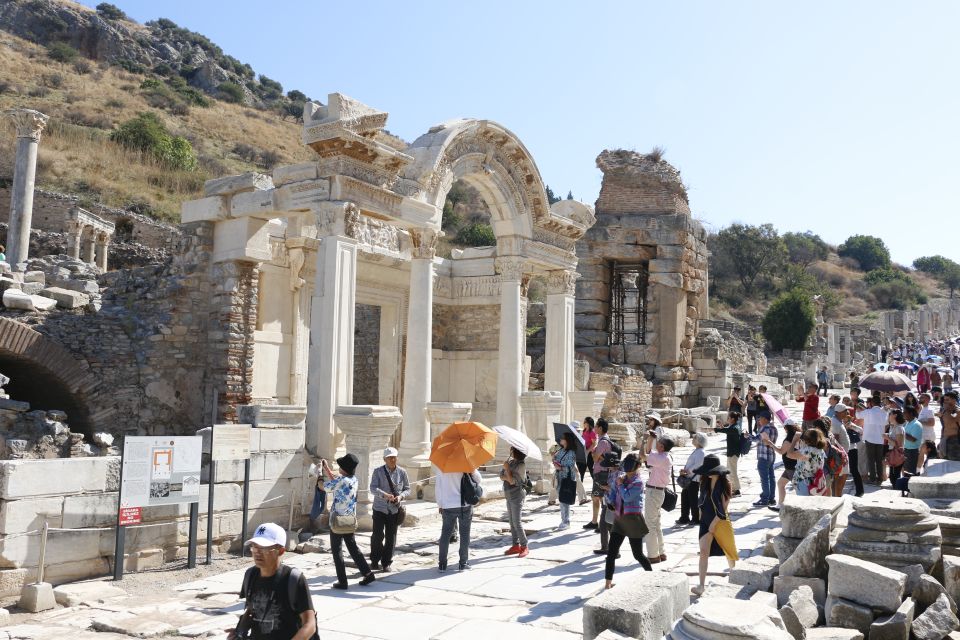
[{"xmin": 118, "ymin": 507, "xmax": 142, "ymax": 526}]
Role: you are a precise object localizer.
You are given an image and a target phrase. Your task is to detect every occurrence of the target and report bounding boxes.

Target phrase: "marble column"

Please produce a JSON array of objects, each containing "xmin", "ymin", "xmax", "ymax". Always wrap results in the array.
[
  {"xmin": 568, "ymin": 390, "xmax": 607, "ymax": 425},
  {"xmin": 544, "ymin": 270, "xmax": 577, "ymax": 421},
  {"xmin": 424, "ymin": 401, "xmax": 473, "ymax": 442},
  {"xmin": 95, "ymin": 234, "xmax": 110, "ymax": 271},
  {"xmin": 66, "ymin": 222, "xmax": 83, "ymax": 260},
  {"xmin": 286, "ymin": 239, "xmax": 315, "ymax": 407},
  {"xmin": 399, "ymin": 229, "xmax": 440, "ymax": 471},
  {"xmin": 333, "ymin": 405, "xmax": 402, "ymax": 530},
  {"xmin": 83, "ymin": 233, "xmax": 96, "ymax": 264},
  {"xmin": 496, "ymin": 257, "xmax": 525, "ymax": 427},
  {"xmin": 518, "ymin": 391, "xmax": 563, "ymax": 477},
  {"xmin": 306, "ymin": 231, "xmax": 358, "ymax": 458},
  {"xmin": 5, "ymin": 109, "xmax": 48, "ymax": 270}
]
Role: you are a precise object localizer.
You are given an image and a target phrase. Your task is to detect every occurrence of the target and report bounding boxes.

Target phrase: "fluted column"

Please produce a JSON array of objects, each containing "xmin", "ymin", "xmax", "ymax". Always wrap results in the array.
[
  {"xmin": 5, "ymin": 109, "xmax": 48, "ymax": 270},
  {"xmin": 83, "ymin": 232, "xmax": 96, "ymax": 264},
  {"xmin": 496, "ymin": 257, "xmax": 526, "ymax": 427},
  {"xmin": 95, "ymin": 234, "xmax": 110, "ymax": 271},
  {"xmin": 398, "ymin": 228, "xmax": 439, "ymax": 472},
  {"xmin": 545, "ymin": 269, "xmax": 577, "ymax": 421}
]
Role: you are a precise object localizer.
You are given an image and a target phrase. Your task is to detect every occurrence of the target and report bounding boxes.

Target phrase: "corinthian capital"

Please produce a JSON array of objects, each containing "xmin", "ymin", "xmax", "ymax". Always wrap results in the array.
[
  {"xmin": 495, "ymin": 256, "xmax": 526, "ymax": 282},
  {"xmin": 409, "ymin": 228, "xmax": 441, "ymax": 260},
  {"xmin": 546, "ymin": 270, "xmax": 578, "ymax": 296},
  {"xmin": 6, "ymin": 109, "xmax": 49, "ymax": 142}
]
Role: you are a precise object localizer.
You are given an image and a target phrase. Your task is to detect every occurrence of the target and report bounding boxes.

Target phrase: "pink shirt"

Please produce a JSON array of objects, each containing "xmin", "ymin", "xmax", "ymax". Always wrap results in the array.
[
  {"xmin": 646, "ymin": 451, "xmax": 672, "ymax": 489},
  {"xmin": 583, "ymin": 430, "xmax": 597, "ymax": 451}
]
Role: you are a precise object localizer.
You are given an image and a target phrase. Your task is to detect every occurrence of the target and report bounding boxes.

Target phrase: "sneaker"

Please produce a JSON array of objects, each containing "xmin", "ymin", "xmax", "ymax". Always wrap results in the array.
[
  {"xmin": 690, "ymin": 520, "xmax": 701, "ymax": 525},
  {"xmin": 558, "ymin": 523, "xmax": 570, "ymax": 531},
  {"xmin": 593, "ymin": 548, "xmax": 608, "ymax": 555},
  {"xmin": 517, "ymin": 546, "xmax": 529, "ymax": 558},
  {"xmin": 458, "ymin": 562, "xmax": 472, "ymax": 571},
  {"xmin": 438, "ymin": 562, "xmax": 448, "ymax": 572},
  {"xmin": 583, "ymin": 522, "xmax": 598, "ymax": 530},
  {"xmin": 768, "ymin": 504, "xmax": 781, "ymax": 512},
  {"xmin": 753, "ymin": 499, "xmax": 769, "ymax": 507},
  {"xmin": 332, "ymin": 582, "xmax": 348, "ymax": 590},
  {"xmin": 676, "ymin": 518, "xmax": 691, "ymax": 525},
  {"xmin": 504, "ymin": 544, "xmax": 521, "ymax": 556},
  {"xmin": 381, "ymin": 564, "xmax": 393, "ymax": 573},
  {"xmin": 360, "ymin": 572, "xmax": 376, "ymax": 586}
]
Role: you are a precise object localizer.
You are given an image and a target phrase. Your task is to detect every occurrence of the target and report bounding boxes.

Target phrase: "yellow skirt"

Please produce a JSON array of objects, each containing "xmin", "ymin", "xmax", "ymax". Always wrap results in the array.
[{"xmin": 712, "ymin": 518, "xmax": 738, "ymax": 567}]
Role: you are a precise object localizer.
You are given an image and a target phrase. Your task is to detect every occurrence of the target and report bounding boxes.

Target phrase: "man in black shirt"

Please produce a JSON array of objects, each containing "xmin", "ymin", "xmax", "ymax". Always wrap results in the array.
[{"xmin": 229, "ymin": 522, "xmax": 318, "ymax": 640}]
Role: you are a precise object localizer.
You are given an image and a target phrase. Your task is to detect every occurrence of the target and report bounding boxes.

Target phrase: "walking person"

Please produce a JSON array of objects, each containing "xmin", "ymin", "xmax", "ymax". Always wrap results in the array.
[
  {"xmin": 436, "ymin": 463, "xmax": 483, "ymax": 571},
  {"xmin": 368, "ymin": 447, "xmax": 410, "ymax": 572},
  {"xmin": 817, "ymin": 367, "xmax": 830, "ymax": 397},
  {"xmin": 501, "ymin": 447, "xmax": 529, "ymax": 558},
  {"xmin": 885, "ymin": 408, "xmax": 906, "ymax": 487},
  {"xmin": 677, "ymin": 432, "xmax": 707, "ymax": 525},
  {"xmin": 603, "ymin": 453, "xmax": 653, "ymax": 590},
  {"xmin": 903, "ymin": 406, "xmax": 923, "ymax": 475},
  {"xmin": 582, "ymin": 416, "xmax": 598, "ymax": 488},
  {"xmin": 691, "ymin": 454, "xmax": 734, "ymax": 596},
  {"xmin": 585, "ymin": 419, "xmax": 613, "ymax": 530},
  {"xmin": 940, "ymin": 390, "xmax": 960, "ymax": 461},
  {"xmin": 860, "ymin": 395, "xmax": 888, "ymax": 486},
  {"xmin": 769, "ymin": 419, "xmax": 801, "ymax": 511},
  {"xmin": 642, "ymin": 431, "xmax": 674, "ymax": 564},
  {"xmin": 320, "ymin": 454, "xmax": 376, "ymax": 589},
  {"xmin": 592, "ymin": 451, "xmax": 621, "ymax": 556},
  {"xmin": 755, "ymin": 414, "xmax": 779, "ymax": 507},
  {"xmin": 917, "ymin": 393, "xmax": 937, "ymax": 470},
  {"xmin": 746, "ymin": 386, "xmax": 758, "ymax": 434},
  {"xmin": 553, "ymin": 432, "xmax": 578, "ymax": 530},
  {"xmin": 836, "ymin": 405, "xmax": 863, "ymax": 497},
  {"xmin": 232, "ymin": 522, "xmax": 318, "ymax": 640},
  {"xmin": 786, "ymin": 428, "xmax": 828, "ymax": 496},
  {"xmin": 716, "ymin": 412, "xmax": 743, "ymax": 497}
]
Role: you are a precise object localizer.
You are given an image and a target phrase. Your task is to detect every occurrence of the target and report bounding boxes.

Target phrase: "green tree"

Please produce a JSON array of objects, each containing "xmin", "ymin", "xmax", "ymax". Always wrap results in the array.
[
  {"xmin": 218, "ymin": 81, "xmax": 245, "ymax": 104},
  {"xmin": 454, "ymin": 223, "xmax": 496, "ymax": 247},
  {"xmin": 940, "ymin": 264, "xmax": 960, "ymax": 299},
  {"xmin": 95, "ymin": 3, "xmax": 127, "ymax": 20},
  {"xmin": 762, "ymin": 289, "xmax": 816, "ymax": 350},
  {"xmin": 869, "ymin": 280, "xmax": 920, "ymax": 310},
  {"xmin": 544, "ymin": 185, "xmax": 560, "ymax": 205},
  {"xmin": 864, "ymin": 267, "xmax": 912, "ymax": 287},
  {"xmin": 713, "ymin": 223, "xmax": 786, "ymax": 290},
  {"xmin": 286, "ymin": 89, "xmax": 308, "ymax": 102},
  {"xmin": 837, "ymin": 234, "xmax": 891, "ymax": 271},
  {"xmin": 913, "ymin": 255, "xmax": 953, "ymax": 275},
  {"xmin": 110, "ymin": 112, "xmax": 197, "ymax": 171},
  {"xmin": 782, "ymin": 231, "xmax": 829, "ymax": 267},
  {"xmin": 566, "ymin": 191, "xmax": 574, "ymax": 200}
]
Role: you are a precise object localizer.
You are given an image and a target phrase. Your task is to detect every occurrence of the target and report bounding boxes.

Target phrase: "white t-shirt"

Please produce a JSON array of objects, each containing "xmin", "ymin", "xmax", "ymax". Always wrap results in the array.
[
  {"xmin": 919, "ymin": 406, "xmax": 937, "ymax": 442},
  {"xmin": 860, "ymin": 406, "xmax": 888, "ymax": 445}
]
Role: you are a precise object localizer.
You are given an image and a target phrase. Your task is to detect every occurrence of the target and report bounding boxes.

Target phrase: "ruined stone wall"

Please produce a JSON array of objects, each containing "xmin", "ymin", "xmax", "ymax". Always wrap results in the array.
[
  {"xmin": 353, "ymin": 303, "xmax": 380, "ymax": 404},
  {"xmin": 432, "ymin": 304, "xmax": 501, "ymax": 351},
  {"xmin": 588, "ymin": 367, "xmax": 653, "ymax": 422}
]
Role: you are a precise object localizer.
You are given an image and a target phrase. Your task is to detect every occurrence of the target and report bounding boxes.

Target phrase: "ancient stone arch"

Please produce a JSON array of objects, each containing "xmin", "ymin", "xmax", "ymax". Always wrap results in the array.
[{"xmin": 0, "ymin": 318, "xmax": 105, "ymax": 434}]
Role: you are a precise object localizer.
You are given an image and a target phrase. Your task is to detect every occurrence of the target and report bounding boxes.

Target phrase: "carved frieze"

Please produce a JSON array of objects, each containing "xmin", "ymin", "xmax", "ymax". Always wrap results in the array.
[
  {"xmin": 409, "ymin": 229, "xmax": 441, "ymax": 260},
  {"xmin": 495, "ymin": 257, "xmax": 526, "ymax": 282},
  {"xmin": 546, "ymin": 269, "xmax": 578, "ymax": 296}
]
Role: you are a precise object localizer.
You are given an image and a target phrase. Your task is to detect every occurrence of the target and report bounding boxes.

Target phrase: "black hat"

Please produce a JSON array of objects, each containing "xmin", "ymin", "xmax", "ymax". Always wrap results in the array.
[
  {"xmin": 336, "ymin": 453, "xmax": 360, "ymax": 474},
  {"xmin": 692, "ymin": 453, "xmax": 729, "ymax": 476}
]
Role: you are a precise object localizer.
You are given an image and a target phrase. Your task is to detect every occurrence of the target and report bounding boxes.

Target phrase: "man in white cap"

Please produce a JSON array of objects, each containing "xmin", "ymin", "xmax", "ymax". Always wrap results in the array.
[
  {"xmin": 368, "ymin": 447, "xmax": 410, "ymax": 572},
  {"xmin": 230, "ymin": 522, "xmax": 318, "ymax": 640}
]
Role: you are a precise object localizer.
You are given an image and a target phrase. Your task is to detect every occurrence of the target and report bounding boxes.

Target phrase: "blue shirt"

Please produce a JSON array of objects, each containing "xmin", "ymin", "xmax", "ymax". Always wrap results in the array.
[
  {"xmin": 904, "ymin": 419, "xmax": 923, "ymax": 450},
  {"xmin": 554, "ymin": 448, "xmax": 576, "ymax": 481},
  {"xmin": 605, "ymin": 470, "xmax": 645, "ymax": 516},
  {"xmin": 757, "ymin": 423, "xmax": 779, "ymax": 462},
  {"xmin": 324, "ymin": 475, "xmax": 358, "ymax": 515}
]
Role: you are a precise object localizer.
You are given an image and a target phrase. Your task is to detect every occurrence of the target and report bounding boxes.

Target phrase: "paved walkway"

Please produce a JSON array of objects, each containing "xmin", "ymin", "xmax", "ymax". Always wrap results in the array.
[{"xmin": 2, "ymin": 392, "xmax": 897, "ymax": 640}]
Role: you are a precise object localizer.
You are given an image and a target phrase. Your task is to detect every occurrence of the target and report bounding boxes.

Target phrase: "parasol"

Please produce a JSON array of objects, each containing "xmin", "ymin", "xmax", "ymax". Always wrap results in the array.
[
  {"xmin": 760, "ymin": 393, "xmax": 790, "ymax": 424},
  {"xmin": 553, "ymin": 422, "xmax": 587, "ymax": 466},
  {"xmin": 430, "ymin": 421, "xmax": 498, "ymax": 473},
  {"xmin": 873, "ymin": 362, "xmax": 889, "ymax": 372},
  {"xmin": 857, "ymin": 370, "xmax": 916, "ymax": 393},
  {"xmin": 491, "ymin": 424, "xmax": 542, "ymax": 461}
]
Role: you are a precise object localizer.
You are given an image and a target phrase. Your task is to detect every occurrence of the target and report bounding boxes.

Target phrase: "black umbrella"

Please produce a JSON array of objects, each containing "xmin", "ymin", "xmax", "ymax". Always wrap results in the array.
[{"xmin": 553, "ymin": 422, "xmax": 587, "ymax": 466}]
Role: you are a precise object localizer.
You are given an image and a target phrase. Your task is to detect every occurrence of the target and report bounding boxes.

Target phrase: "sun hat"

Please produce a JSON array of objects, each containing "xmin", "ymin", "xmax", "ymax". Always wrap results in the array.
[
  {"xmin": 336, "ymin": 453, "xmax": 360, "ymax": 474},
  {"xmin": 245, "ymin": 521, "xmax": 286, "ymax": 548},
  {"xmin": 645, "ymin": 412, "xmax": 663, "ymax": 425},
  {"xmin": 834, "ymin": 404, "xmax": 850, "ymax": 413},
  {"xmin": 383, "ymin": 447, "xmax": 398, "ymax": 459},
  {"xmin": 692, "ymin": 453, "xmax": 729, "ymax": 476}
]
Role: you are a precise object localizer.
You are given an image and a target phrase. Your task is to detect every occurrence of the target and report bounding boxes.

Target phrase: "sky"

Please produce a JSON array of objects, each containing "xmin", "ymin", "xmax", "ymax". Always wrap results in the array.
[{"xmin": 81, "ymin": 1, "xmax": 960, "ymax": 266}]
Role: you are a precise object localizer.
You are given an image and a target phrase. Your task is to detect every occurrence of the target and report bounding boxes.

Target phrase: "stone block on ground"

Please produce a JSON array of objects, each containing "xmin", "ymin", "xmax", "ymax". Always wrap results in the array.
[
  {"xmin": 912, "ymin": 593, "xmax": 959, "ymax": 640},
  {"xmin": 773, "ymin": 534, "xmax": 804, "ymax": 561},
  {"xmin": 945, "ymin": 556, "xmax": 960, "ymax": 605},
  {"xmin": 30, "ymin": 294, "xmax": 57, "ymax": 311},
  {"xmin": 787, "ymin": 586, "xmax": 820, "ymax": 629},
  {"xmin": 903, "ymin": 563, "xmax": 928, "ymax": 596},
  {"xmin": 826, "ymin": 553, "xmax": 906, "ymax": 613},
  {"xmin": 915, "ymin": 574, "xmax": 957, "ymax": 615},
  {"xmin": 805, "ymin": 629, "xmax": 864, "ymax": 640},
  {"xmin": 583, "ymin": 571, "xmax": 689, "ymax": 640},
  {"xmin": 729, "ymin": 556, "xmax": 780, "ymax": 592},
  {"xmin": 671, "ymin": 597, "xmax": 792, "ymax": 640},
  {"xmin": 869, "ymin": 598, "xmax": 914, "ymax": 640},
  {"xmin": 595, "ymin": 631, "xmax": 632, "ymax": 640},
  {"xmin": 41, "ymin": 286, "xmax": 90, "ymax": 309},
  {"xmin": 781, "ymin": 514, "xmax": 832, "ymax": 579},
  {"xmin": 780, "ymin": 495, "xmax": 843, "ymax": 538},
  {"xmin": 18, "ymin": 582, "xmax": 55, "ymax": 612},
  {"xmin": 825, "ymin": 595, "xmax": 874, "ymax": 636},
  {"xmin": 53, "ymin": 581, "xmax": 127, "ymax": 607},
  {"xmin": 2, "ymin": 288, "xmax": 34, "ymax": 310},
  {"xmin": 20, "ymin": 282, "xmax": 43, "ymax": 295},
  {"xmin": 701, "ymin": 581, "xmax": 757, "ymax": 600},
  {"xmin": 774, "ymin": 576, "xmax": 827, "ymax": 611},
  {"xmin": 779, "ymin": 604, "xmax": 806, "ymax": 640}
]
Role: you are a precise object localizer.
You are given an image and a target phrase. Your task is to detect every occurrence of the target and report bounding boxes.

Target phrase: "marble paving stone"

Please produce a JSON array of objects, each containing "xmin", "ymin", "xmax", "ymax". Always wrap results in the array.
[
  {"xmin": 317, "ymin": 605, "xmax": 459, "ymax": 640},
  {"xmin": 433, "ymin": 618, "xmax": 581, "ymax": 639}
]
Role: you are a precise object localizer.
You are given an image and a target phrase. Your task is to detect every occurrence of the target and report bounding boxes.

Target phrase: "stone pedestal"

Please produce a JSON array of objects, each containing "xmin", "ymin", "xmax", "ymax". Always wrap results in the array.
[
  {"xmin": 19, "ymin": 582, "xmax": 55, "ymax": 613},
  {"xmin": 399, "ymin": 230, "xmax": 439, "ymax": 470},
  {"xmin": 5, "ymin": 109, "xmax": 48, "ymax": 271},
  {"xmin": 332, "ymin": 405, "xmax": 402, "ymax": 530},
  {"xmin": 568, "ymin": 391, "xmax": 607, "ymax": 424},
  {"xmin": 519, "ymin": 391, "xmax": 563, "ymax": 476},
  {"xmin": 424, "ymin": 402, "xmax": 473, "ymax": 443},
  {"xmin": 496, "ymin": 257, "xmax": 525, "ymax": 428}
]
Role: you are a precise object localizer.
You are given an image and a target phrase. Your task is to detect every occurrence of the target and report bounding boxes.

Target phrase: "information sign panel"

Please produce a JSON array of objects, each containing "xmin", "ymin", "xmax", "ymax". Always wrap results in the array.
[
  {"xmin": 211, "ymin": 424, "xmax": 252, "ymax": 461},
  {"xmin": 118, "ymin": 507, "xmax": 142, "ymax": 526},
  {"xmin": 119, "ymin": 436, "xmax": 203, "ymax": 509}
]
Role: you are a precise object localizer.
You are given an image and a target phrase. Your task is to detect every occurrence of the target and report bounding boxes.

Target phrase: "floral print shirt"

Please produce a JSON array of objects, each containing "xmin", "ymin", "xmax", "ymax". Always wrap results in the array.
[
  {"xmin": 794, "ymin": 445, "xmax": 826, "ymax": 484},
  {"xmin": 324, "ymin": 474, "xmax": 358, "ymax": 516}
]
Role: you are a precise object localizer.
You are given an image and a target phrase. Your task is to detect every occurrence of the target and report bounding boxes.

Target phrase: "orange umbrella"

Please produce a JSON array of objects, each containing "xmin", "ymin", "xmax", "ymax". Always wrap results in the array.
[{"xmin": 430, "ymin": 422, "xmax": 498, "ymax": 473}]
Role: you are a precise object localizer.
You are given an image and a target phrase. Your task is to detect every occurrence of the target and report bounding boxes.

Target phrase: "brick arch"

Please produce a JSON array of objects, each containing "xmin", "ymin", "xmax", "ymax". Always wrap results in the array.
[{"xmin": 0, "ymin": 317, "xmax": 107, "ymax": 435}]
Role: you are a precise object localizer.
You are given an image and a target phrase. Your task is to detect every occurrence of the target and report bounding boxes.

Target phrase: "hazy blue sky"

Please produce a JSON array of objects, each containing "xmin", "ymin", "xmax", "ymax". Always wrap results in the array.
[{"xmin": 84, "ymin": 1, "xmax": 959, "ymax": 266}]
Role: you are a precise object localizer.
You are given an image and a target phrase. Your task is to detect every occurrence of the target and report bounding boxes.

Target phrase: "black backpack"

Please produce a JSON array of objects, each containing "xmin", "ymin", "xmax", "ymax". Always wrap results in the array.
[
  {"xmin": 460, "ymin": 472, "xmax": 482, "ymax": 506},
  {"xmin": 601, "ymin": 435, "xmax": 622, "ymax": 458},
  {"xmin": 241, "ymin": 565, "xmax": 302, "ymax": 605}
]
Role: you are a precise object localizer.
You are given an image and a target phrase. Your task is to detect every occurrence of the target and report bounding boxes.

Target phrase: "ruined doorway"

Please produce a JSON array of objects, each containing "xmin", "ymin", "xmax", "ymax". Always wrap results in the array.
[
  {"xmin": 609, "ymin": 262, "xmax": 649, "ymax": 356},
  {"xmin": 0, "ymin": 355, "xmax": 91, "ymax": 433},
  {"xmin": 353, "ymin": 303, "xmax": 381, "ymax": 405}
]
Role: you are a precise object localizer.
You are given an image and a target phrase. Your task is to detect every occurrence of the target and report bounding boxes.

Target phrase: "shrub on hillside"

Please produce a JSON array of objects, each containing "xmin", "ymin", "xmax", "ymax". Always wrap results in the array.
[
  {"xmin": 783, "ymin": 231, "xmax": 830, "ymax": 267},
  {"xmin": 869, "ymin": 280, "xmax": 920, "ymax": 311},
  {"xmin": 218, "ymin": 82, "xmax": 245, "ymax": 104},
  {"xmin": 110, "ymin": 112, "xmax": 197, "ymax": 171},
  {"xmin": 454, "ymin": 223, "xmax": 496, "ymax": 247},
  {"xmin": 47, "ymin": 42, "xmax": 78, "ymax": 63},
  {"xmin": 95, "ymin": 3, "xmax": 127, "ymax": 20},
  {"xmin": 73, "ymin": 60, "xmax": 92, "ymax": 75},
  {"xmin": 864, "ymin": 267, "xmax": 912, "ymax": 287},
  {"xmin": 837, "ymin": 234, "xmax": 891, "ymax": 271},
  {"xmin": 913, "ymin": 255, "xmax": 953, "ymax": 276},
  {"xmin": 762, "ymin": 289, "xmax": 816, "ymax": 350}
]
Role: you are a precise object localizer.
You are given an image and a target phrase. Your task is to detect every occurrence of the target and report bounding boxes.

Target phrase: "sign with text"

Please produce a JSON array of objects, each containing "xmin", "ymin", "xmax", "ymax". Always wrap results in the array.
[
  {"xmin": 119, "ymin": 436, "xmax": 203, "ymax": 508},
  {"xmin": 211, "ymin": 424, "xmax": 252, "ymax": 461},
  {"xmin": 118, "ymin": 507, "xmax": 142, "ymax": 526}
]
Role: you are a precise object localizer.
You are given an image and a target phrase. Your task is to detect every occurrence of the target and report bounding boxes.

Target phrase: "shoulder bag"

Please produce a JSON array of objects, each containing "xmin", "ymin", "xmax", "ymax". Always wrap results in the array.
[
  {"xmin": 885, "ymin": 445, "xmax": 905, "ymax": 468},
  {"xmin": 383, "ymin": 466, "xmax": 407, "ymax": 526},
  {"xmin": 557, "ymin": 451, "xmax": 577, "ymax": 505},
  {"xmin": 661, "ymin": 464, "xmax": 678, "ymax": 512},
  {"xmin": 328, "ymin": 478, "xmax": 359, "ymax": 534}
]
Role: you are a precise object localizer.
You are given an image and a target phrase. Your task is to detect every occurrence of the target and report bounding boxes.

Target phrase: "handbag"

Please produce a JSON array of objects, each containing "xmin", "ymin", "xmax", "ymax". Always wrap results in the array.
[
  {"xmin": 808, "ymin": 468, "xmax": 828, "ymax": 496},
  {"xmin": 885, "ymin": 446, "xmax": 905, "ymax": 468},
  {"xmin": 677, "ymin": 474, "xmax": 693, "ymax": 490},
  {"xmin": 612, "ymin": 513, "xmax": 649, "ymax": 539},
  {"xmin": 558, "ymin": 477, "xmax": 577, "ymax": 505},
  {"xmin": 661, "ymin": 467, "xmax": 678, "ymax": 512},
  {"xmin": 382, "ymin": 466, "xmax": 407, "ymax": 526},
  {"xmin": 330, "ymin": 512, "xmax": 358, "ymax": 534}
]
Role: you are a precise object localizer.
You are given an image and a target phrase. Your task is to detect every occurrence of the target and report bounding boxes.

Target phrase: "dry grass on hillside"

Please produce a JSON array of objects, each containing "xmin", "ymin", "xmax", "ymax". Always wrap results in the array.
[{"xmin": 0, "ymin": 33, "xmax": 313, "ymax": 221}]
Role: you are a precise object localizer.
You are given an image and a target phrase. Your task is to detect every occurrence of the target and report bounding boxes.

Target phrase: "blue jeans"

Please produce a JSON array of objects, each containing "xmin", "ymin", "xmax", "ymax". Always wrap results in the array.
[
  {"xmin": 439, "ymin": 506, "xmax": 472, "ymax": 568},
  {"xmin": 758, "ymin": 458, "xmax": 775, "ymax": 502},
  {"xmin": 795, "ymin": 481, "xmax": 811, "ymax": 496}
]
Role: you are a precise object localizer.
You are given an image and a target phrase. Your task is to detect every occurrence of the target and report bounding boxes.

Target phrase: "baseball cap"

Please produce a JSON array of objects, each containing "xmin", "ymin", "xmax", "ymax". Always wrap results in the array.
[
  {"xmin": 246, "ymin": 522, "xmax": 286, "ymax": 548},
  {"xmin": 383, "ymin": 447, "xmax": 398, "ymax": 459}
]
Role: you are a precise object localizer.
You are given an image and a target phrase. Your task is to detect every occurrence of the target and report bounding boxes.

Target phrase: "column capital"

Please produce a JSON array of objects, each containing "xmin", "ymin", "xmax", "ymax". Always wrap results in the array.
[
  {"xmin": 546, "ymin": 269, "xmax": 578, "ymax": 296},
  {"xmin": 495, "ymin": 256, "xmax": 526, "ymax": 282},
  {"xmin": 409, "ymin": 228, "xmax": 442, "ymax": 260},
  {"xmin": 6, "ymin": 109, "xmax": 48, "ymax": 142}
]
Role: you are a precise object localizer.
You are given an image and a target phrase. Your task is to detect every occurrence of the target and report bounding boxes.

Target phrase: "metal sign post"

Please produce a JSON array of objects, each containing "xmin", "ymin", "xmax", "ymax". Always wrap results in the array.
[
  {"xmin": 187, "ymin": 502, "xmax": 199, "ymax": 569},
  {"xmin": 241, "ymin": 458, "xmax": 251, "ymax": 557},
  {"xmin": 206, "ymin": 460, "xmax": 216, "ymax": 565},
  {"xmin": 209, "ymin": 424, "xmax": 252, "ymax": 559}
]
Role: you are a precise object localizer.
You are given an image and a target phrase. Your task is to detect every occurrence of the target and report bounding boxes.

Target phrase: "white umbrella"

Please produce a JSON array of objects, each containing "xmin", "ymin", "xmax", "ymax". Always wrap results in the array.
[{"xmin": 491, "ymin": 425, "xmax": 542, "ymax": 461}]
